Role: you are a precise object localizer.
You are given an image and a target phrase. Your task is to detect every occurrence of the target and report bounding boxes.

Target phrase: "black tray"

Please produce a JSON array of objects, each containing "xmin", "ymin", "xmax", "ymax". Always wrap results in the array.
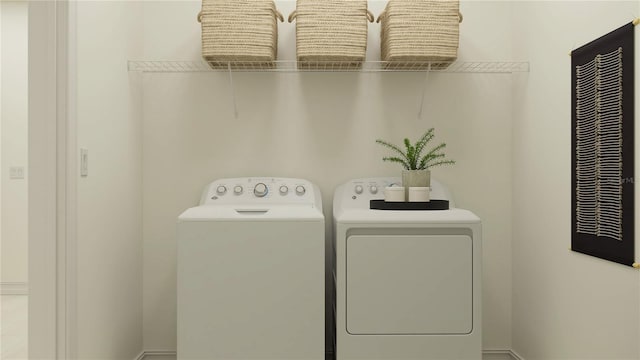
[{"xmin": 370, "ymin": 199, "xmax": 450, "ymax": 211}]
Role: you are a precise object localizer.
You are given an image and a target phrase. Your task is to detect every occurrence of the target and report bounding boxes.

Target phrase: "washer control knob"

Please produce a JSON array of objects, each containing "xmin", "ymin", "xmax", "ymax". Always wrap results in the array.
[
  {"xmin": 370, "ymin": 185, "xmax": 378, "ymax": 194},
  {"xmin": 295, "ymin": 185, "xmax": 306, "ymax": 196},
  {"xmin": 254, "ymin": 183, "xmax": 268, "ymax": 198},
  {"xmin": 354, "ymin": 185, "xmax": 364, "ymax": 194},
  {"xmin": 233, "ymin": 185, "xmax": 243, "ymax": 195},
  {"xmin": 279, "ymin": 185, "xmax": 289, "ymax": 195},
  {"xmin": 216, "ymin": 185, "xmax": 227, "ymax": 195}
]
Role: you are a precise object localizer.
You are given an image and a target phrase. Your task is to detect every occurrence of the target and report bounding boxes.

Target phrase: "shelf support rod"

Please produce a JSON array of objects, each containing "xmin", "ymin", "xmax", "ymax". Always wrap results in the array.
[
  {"xmin": 227, "ymin": 62, "xmax": 238, "ymax": 119},
  {"xmin": 418, "ymin": 63, "xmax": 431, "ymax": 120}
]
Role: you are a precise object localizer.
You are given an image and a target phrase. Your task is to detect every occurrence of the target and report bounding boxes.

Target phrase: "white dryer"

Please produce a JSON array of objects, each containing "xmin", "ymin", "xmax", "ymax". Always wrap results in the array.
[
  {"xmin": 178, "ymin": 177, "xmax": 324, "ymax": 360},
  {"xmin": 333, "ymin": 178, "xmax": 482, "ymax": 360}
]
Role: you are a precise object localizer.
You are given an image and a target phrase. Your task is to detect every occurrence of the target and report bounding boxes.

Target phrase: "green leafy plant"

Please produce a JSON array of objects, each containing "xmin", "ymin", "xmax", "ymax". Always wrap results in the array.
[{"xmin": 376, "ymin": 128, "xmax": 455, "ymax": 170}]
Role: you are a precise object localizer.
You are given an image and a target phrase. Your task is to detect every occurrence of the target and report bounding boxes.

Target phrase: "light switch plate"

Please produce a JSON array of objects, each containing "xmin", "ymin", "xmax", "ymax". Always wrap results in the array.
[
  {"xmin": 9, "ymin": 167, "xmax": 25, "ymax": 179},
  {"xmin": 80, "ymin": 149, "xmax": 88, "ymax": 177}
]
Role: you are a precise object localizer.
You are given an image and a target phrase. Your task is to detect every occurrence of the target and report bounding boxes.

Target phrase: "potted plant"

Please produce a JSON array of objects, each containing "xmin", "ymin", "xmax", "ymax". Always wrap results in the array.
[{"xmin": 376, "ymin": 128, "xmax": 455, "ymax": 197}]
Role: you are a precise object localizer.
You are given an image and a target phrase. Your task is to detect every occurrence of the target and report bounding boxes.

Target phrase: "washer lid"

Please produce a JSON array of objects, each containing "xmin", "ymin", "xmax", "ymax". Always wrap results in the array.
[{"xmin": 178, "ymin": 205, "xmax": 324, "ymax": 221}]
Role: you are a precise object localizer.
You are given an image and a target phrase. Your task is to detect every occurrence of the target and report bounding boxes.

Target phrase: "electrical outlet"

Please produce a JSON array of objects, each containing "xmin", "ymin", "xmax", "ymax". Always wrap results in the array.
[{"xmin": 9, "ymin": 167, "xmax": 25, "ymax": 179}]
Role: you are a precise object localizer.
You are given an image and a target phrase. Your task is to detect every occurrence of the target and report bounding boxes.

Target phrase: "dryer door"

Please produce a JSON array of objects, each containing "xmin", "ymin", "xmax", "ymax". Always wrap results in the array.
[{"xmin": 346, "ymin": 234, "xmax": 473, "ymax": 335}]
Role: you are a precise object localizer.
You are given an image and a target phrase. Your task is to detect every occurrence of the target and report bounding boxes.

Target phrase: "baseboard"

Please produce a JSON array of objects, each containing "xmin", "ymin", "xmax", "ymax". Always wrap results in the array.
[
  {"xmin": 137, "ymin": 350, "xmax": 177, "ymax": 360},
  {"xmin": 484, "ymin": 349, "xmax": 524, "ymax": 360},
  {"xmin": 509, "ymin": 349, "xmax": 525, "ymax": 360},
  {"xmin": 0, "ymin": 282, "xmax": 29, "ymax": 295},
  {"xmin": 137, "ymin": 349, "xmax": 523, "ymax": 360}
]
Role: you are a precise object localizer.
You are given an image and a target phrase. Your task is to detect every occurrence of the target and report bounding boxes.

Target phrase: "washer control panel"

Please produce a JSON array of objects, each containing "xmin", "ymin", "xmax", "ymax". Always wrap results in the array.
[{"xmin": 201, "ymin": 177, "xmax": 318, "ymax": 206}]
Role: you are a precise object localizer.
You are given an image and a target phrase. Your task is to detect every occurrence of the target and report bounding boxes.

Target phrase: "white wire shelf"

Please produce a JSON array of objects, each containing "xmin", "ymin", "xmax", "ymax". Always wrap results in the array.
[{"xmin": 127, "ymin": 60, "xmax": 530, "ymax": 73}]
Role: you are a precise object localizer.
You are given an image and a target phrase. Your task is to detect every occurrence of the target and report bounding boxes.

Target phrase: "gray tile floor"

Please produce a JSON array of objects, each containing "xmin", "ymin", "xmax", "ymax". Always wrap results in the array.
[{"xmin": 0, "ymin": 295, "xmax": 28, "ymax": 360}]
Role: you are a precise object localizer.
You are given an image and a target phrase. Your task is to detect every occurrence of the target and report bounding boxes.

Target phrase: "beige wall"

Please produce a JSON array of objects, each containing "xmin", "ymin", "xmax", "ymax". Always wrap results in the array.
[
  {"xmin": 0, "ymin": 0, "xmax": 3, "ymax": 287},
  {"xmin": 511, "ymin": 1, "xmax": 640, "ymax": 359},
  {"xmin": 75, "ymin": 1, "xmax": 144, "ymax": 358},
  {"xmin": 0, "ymin": 0, "xmax": 2, "ymax": 288},
  {"xmin": 140, "ymin": 0, "xmax": 514, "ymax": 352},
  {"xmin": 75, "ymin": 1, "xmax": 640, "ymax": 358},
  {"xmin": 1, "ymin": 1, "xmax": 28, "ymax": 286}
]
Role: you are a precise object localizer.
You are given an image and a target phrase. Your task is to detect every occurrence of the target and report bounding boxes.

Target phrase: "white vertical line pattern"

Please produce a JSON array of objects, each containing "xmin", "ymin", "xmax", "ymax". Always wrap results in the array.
[{"xmin": 575, "ymin": 47, "xmax": 624, "ymax": 241}]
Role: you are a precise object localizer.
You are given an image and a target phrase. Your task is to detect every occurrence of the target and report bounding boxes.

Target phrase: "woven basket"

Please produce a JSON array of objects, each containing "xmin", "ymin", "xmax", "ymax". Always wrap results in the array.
[
  {"xmin": 378, "ymin": 0, "xmax": 462, "ymax": 70},
  {"xmin": 288, "ymin": 0, "xmax": 374, "ymax": 70},
  {"xmin": 198, "ymin": 0, "xmax": 284, "ymax": 69}
]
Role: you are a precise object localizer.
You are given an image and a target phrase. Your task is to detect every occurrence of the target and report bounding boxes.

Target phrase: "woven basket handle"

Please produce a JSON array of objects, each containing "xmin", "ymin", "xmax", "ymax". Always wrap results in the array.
[
  {"xmin": 274, "ymin": 9, "xmax": 284, "ymax": 22},
  {"xmin": 289, "ymin": 10, "xmax": 374, "ymax": 23},
  {"xmin": 366, "ymin": 10, "xmax": 374, "ymax": 23},
  {"xmin": 198, "ymin": 9, "xmax": 284, "ymax": 23},
  {"xmin": 288, "ymin": 10, "xmax": 297, "ymax": 23},
  {"xmin": 376, "ymin": 10, "xmax": 463, "ymax": 23}
]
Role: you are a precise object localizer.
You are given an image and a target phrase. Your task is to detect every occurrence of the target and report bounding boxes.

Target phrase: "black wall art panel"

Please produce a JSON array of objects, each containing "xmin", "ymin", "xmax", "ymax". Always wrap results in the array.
[{"xmin": 571, "ymin": 22, "xmax": 635, "ymax": 267}]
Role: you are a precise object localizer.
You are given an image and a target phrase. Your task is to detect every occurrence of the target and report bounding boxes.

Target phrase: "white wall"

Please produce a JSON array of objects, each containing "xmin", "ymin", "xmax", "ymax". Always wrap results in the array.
[
  {"xmin": 68, "ymin": 1, "xmax": 640, "ymax": 358},
  {"xmin": 1, "ymin": 0, "xmax": 28, "ymax": 286},
  {"xmin": 75, "ymin": 1, "xmax": 144, "ymax": 358},
  {"xmin": 511, "ymin": 1, "xmax": 640, "ymax": 359},
  {"xmin": 0, "ymin": 0, "xmax": 3, "ymax": 287},
  {"xmin": 140, "ymin": 0, "xmax": 514, "ymax": 353},
  {"xmin": 0, "ymin": 0, "xmax": 3, "ymax": 289}
]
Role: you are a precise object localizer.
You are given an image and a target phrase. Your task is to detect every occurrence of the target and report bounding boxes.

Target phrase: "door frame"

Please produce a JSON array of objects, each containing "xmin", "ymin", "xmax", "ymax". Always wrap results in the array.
[{"xmin": 28, "ymin": 0, "xmax": 74, "ymax": 358}]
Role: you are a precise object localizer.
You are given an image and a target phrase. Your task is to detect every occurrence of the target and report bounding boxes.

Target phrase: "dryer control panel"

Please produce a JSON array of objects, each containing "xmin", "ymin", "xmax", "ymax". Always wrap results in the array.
[
  {"xmin": 334, "ymin": 177, "xmax": 454, "ymax": 211},
  {"xmin": 200, "ymin": 177, "xmax": 321, "ymax": 209}
]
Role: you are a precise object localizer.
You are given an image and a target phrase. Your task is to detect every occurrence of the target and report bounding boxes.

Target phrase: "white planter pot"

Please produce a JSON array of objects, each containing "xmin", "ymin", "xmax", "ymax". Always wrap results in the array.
[{"xmin": 402, "ymin": 170, "xmax": 431, "ymax": 200}]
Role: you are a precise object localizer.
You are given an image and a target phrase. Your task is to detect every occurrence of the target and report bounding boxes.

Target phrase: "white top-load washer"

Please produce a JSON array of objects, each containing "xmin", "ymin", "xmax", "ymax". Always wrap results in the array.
[
  {"xmin": 178, "ymin": 177, "xmax": 324, "ymax": 360},
  {"xmin": 333, "ymin": 178, "xmax": 482, "ymax": 360}
]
